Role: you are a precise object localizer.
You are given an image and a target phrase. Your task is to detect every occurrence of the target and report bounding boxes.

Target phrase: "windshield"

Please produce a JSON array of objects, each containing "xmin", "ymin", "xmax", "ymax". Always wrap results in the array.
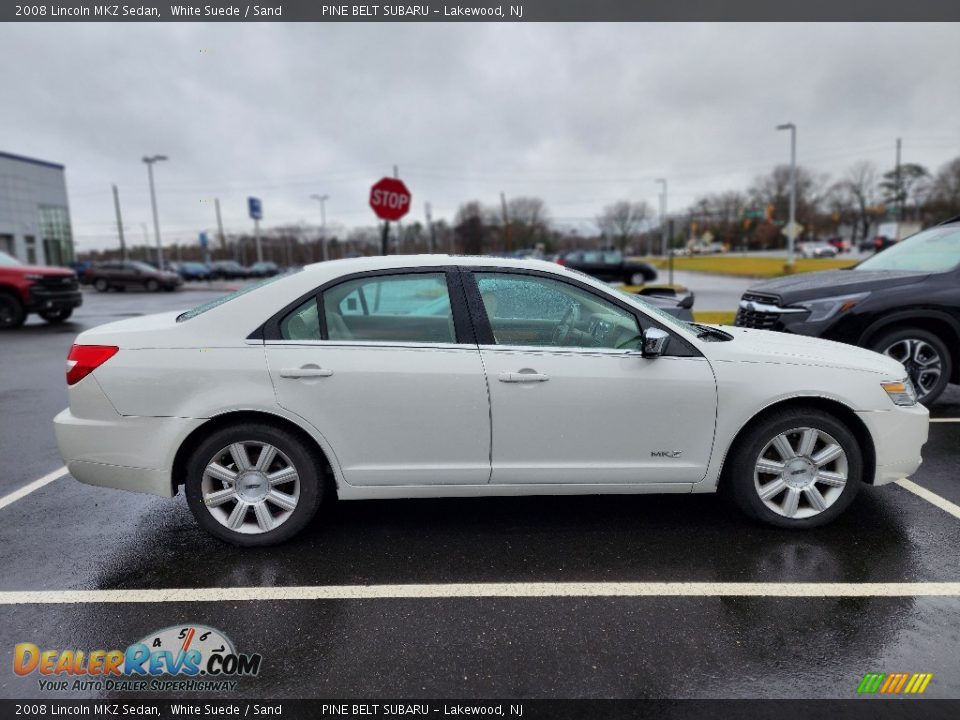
[
  {"xmin": 856, "ymin": 226, "xmax": 960, "ymax": 273},
  {"xmin": 130, "ymin": 261, "xmax": 157, "ymax": 273},
  {"xmin": 177, "ymin": 273, "xmax": 290, "ymax": 321},
  {"xmin": 0, "ymin": 251, "xmax": 24, "ymax": 267}
]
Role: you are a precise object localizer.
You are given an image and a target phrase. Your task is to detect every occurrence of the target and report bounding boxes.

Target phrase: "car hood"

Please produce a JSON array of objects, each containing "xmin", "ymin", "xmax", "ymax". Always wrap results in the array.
[
  {"xmin": 708, "ymin": 325, "xmax": 906, "ymax": 377},
  {"xmin": 2, "ymin": 264, "xmax": 75, "ymax": 277},
  {"xmin": 745, "ymin": 269, "xmax": 926, "ymax": 304}
]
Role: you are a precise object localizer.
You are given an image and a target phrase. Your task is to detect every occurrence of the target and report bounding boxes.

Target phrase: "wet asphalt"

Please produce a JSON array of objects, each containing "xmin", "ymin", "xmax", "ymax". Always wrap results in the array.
[{"xmin": 1, "ymin": 283, "xmax": 959, "ymax": 700}]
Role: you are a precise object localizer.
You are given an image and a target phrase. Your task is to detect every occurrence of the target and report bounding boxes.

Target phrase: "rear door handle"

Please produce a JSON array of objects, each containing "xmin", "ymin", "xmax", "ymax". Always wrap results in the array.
[
  {"xmin": 280, "ymin": 367, "xmax": 334, "ymax": 378},
  {"xmin": 498, "ymin": 372, "xmax": 549, "ymax": 383}
]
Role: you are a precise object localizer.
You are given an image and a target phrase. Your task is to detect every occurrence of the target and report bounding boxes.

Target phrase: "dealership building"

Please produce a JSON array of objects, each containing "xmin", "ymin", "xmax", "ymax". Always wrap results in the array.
[{"xmin": 0, "ymin": 151, "xmax": 75, "ymax": 266}]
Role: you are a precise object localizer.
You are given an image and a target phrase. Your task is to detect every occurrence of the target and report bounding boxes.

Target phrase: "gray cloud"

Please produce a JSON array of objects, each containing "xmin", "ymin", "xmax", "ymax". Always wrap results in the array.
[{"xmin": 2, "ymin": 22, "xmax": 958, "ymax": 250}]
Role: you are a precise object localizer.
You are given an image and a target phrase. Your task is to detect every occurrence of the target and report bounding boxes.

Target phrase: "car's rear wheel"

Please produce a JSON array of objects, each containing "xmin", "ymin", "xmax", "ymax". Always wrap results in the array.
[
  {"xmin": 94, "ymin": 278, "xmax": 109, "ymax": 292},
  {"xmin": 726, "ymin": 408, "xmax": 861, "ymax": 528},
  {"xmin": 0, "ymin": 292, "xmax": 26, "ymax": 329},
  {"xmin": 872, "ymin": 328, "xmax": 951, "ymax": 405},
  {"xmin": 39, "ymin": 307, "xmax": 73, "ymax": 323},
  {"xmin": 145, "ymin": 278, "xmax": 160, "ymax": 292},
  {"xmin": 629, "ymin": 272, "xmax": 647, "ymax": 285},
  {"xmin": 185, "ymin": 423, "xmax": 323, "ymax": 546}
]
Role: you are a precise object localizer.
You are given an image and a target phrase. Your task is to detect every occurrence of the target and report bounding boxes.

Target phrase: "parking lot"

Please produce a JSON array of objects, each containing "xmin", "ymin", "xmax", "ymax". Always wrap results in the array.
[{"xmin": 2, "ymin": 281, "xmax": 960, "ymax": 700}]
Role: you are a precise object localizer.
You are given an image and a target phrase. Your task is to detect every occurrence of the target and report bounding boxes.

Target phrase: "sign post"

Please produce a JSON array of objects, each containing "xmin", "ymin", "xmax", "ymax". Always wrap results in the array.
[
  {"xmin": 248, "ymin": 197, "xmax": 263, "ymax": 263},
  {"xmin": 369, "ymin": 177, "xmax": 411, "ymax": 255}
]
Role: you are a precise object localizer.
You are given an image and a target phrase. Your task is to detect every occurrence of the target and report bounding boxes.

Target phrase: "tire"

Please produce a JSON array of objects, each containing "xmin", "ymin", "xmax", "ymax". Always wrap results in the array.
[
  {"xmin": 629, "ymin": 272, "xmax": 647, "ymax": 286},
  {"xmin": 145, "ymin": 279, "xmax": 160, "ymax": 292},
  {"xmin": 94, "ymin": 278, "xmax": 109, "ymax": 292},
  {"xmin": 0, "ymin": 292, "xmax": 26, "ymax": 329},
  {"xmin": 870, "ymin": 327, "xmax": 952, "ymax": 406},
  {"xmin": 39, "ymin": 307, "xmax": 73, "ymax": 324},
  {"xmin": 185, "ymin": 423, "xmax": 323, "ymax": 546},
  {"xmin": 726, "ymin": 408, "xmax": 862, "ymax": 529}
]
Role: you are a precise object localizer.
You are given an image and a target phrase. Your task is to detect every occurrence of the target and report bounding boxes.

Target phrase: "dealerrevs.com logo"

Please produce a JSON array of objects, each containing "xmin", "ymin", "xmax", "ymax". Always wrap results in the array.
[{"xmin": 14, "ymin": 624, "xmax": 262, "ymax": 693}]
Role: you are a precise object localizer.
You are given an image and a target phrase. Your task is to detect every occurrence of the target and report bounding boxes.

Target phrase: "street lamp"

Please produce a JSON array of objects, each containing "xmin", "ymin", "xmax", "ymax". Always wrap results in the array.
[
  {"xmin": 310, "ymin": 194, "xmax": 329, "ymax": 261},
  {"xmin": 142, "ymin": 155, "xmax": 168, "ymax": 267},
  {"xmin": 655, "ymin": 178, "xmax": 668, "ymax": 258},
  {"xmin": 776, "ymin": 123, "xmax": 797, "ymax": 268}
]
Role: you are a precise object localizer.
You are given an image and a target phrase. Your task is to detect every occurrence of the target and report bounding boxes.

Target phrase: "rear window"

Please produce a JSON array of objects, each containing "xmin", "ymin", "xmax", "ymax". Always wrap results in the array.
[{"xmin": 176, "ymin": 273, "xmax": 289, "ymax": 321}]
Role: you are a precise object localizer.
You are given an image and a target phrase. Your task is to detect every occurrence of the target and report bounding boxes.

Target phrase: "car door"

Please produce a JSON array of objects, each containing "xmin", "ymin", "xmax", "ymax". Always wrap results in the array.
[
  {"xmin": 264, "ymin": 269, "xmax": 491, "ymax": 487},
  {"xmin": 466, "ymin": 269, "xmax": 717, "ymax": 486}
]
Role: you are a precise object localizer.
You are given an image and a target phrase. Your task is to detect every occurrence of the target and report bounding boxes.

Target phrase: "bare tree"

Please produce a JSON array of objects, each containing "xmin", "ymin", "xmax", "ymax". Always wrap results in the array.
[
  {"xmin": 596, "ymin": 200, "xmax": 652, "ymax": 252},
  {"xmin": 879, "ymin": 163, "xmax": 931, "ymax": 220},
  {"xmin": 506, "ymin": 196, "xmax": 549, "ymax": 250},
  {"xmin": 455, "ymin": 201, "xmax": 490, "ymax": 256},
  {"xmin": 830, "ymin": 161, "xmax": 878, "ymax": 243},
  {"xmin": 924, "ymin": 157, "xmax": 960, "ymax": 221}
]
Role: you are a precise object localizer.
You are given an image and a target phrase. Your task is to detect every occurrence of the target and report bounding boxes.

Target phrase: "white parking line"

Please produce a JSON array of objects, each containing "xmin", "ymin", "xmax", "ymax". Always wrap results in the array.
[
  {"xmin": 0, "ymin": 466, "xmax": 68, "ymax": 512},
  {"xmin": 2, "ymin": 582, "xmax": 960, "ymax": 605},
  {"xmin": 896, "ymin": 479, "xmax": 960, "ymax": 521}
]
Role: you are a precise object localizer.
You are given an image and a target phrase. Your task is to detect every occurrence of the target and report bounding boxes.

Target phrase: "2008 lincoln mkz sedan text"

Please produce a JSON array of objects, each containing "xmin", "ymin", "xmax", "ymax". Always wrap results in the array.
[{"xmin": 54, "ymin": 256, "xmax": 929, "ymax": 545}]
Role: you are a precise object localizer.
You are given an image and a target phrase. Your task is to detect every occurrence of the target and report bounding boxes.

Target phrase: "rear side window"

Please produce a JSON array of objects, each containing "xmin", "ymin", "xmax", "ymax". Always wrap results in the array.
[
  {"xmin": 280, "ymin": 297, "xmax": 320, "ymax": 340},
  {"xmin": 322, "ymin": 273, "xmax": 455, "ymax": 344}
]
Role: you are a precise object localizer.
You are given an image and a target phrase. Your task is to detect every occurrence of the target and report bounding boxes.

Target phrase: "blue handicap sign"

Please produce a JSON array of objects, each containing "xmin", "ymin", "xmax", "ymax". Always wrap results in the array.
[{"xmin": 248, "ymin": 196, "xmax": 262, "ymax": 220}]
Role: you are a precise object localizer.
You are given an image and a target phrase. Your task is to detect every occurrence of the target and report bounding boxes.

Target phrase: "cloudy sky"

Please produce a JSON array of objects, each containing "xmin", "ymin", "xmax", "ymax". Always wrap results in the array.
[{"xmin": 2, "ymin": 22, "xmax": 959, "ymax": 250}]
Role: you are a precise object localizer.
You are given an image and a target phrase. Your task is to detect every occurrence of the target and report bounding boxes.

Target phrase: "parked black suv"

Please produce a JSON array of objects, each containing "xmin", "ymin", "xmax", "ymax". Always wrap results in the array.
[
  {"xmin": 735, "ymin": 218, "xmax": 960, "ymax": 404},
  {"xmin": 557, "ymin": 250, "xmax": 658, "ymax": 285}
]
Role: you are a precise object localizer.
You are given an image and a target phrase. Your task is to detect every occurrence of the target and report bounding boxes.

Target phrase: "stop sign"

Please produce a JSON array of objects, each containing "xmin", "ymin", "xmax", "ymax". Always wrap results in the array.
[{"xmin": 369, "ymin": 177, "xmax": 411, "ymax": 221}]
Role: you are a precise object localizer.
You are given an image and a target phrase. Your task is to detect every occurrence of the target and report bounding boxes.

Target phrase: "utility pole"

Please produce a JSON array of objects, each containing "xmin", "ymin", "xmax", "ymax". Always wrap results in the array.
[
  {"xmin": 655, "ymin": 178, "xmax": 668, "ymax": 257},
  {"xmin": 310, "ymin": 194, "xmax": 329, "ymax": 261},
  {"xmin": 425, "ymin": 202, "xmax": 436, "ymax": 253},
  {"xmin": 895, "ymin": 137, "xmax": 903, "ymax": 222},
  {"xmin": 112, "ymin": 184, "xmax": 127, "ymax": 262},
  {"xmin": 142, "ymin": 154, "xmax": 168, "ymax": 267},
  {"xmin": 215, "ymin": 198, "xmax": 226, "ymax": 252},
  {"xmin": 500, "ymin": 192, "xmax": 511, "ymax": 252},
  {"xmin": 776, "ymin": 123, "xmax": 797, "ymax": 269}
]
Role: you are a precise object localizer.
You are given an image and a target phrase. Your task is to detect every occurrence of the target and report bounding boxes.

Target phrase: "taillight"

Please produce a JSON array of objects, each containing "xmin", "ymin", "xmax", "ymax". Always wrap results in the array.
[
  {"xmin": 556, "ymin": 257, "xmax": 566, "ymax": 266},
  {"xmin": 66, "ymin": 344, "xmax": 118, "ymax": 386}
]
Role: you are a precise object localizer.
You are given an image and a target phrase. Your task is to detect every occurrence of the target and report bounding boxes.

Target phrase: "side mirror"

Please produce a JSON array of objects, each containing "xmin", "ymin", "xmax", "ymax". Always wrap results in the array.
[{"xmin": 642, "ymin": 327, "xmax": 670, "ymax": 358}]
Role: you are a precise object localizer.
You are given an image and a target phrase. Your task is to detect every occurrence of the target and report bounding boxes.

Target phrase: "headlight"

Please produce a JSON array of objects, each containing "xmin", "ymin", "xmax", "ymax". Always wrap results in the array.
[
  {"xmin": 882, "ymin": 378, "xmax": 918, "ymax": 406},
  {"xmin": 793, "ymin": 292, "xmax": 870, "ymax": 323},
  {"xmin": 24, "ymin": 273, "xmax": 44, "ymax": 281}
]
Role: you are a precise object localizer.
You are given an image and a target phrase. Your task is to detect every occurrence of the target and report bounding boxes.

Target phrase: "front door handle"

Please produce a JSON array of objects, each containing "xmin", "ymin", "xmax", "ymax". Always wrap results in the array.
[
  {"xmin": 498, "ymin": 372, "xmax": 549, "ymax": 383},
  {"xmin": 280, "ymin": 366, "xmax": 334, "ymax": 379}
]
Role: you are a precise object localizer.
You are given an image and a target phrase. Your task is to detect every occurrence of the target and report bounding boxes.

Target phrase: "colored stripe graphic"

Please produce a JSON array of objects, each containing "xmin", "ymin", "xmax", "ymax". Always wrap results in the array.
[{"xmin": 858, "ymin": 673, "xmax": 932, "ymax": 694}]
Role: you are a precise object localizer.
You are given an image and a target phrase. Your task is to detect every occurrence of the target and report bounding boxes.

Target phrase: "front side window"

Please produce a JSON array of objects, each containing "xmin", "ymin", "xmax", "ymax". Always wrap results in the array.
[
  {"xmin": 475, "ymin": 273, "xmax": 641, "ymax": 350},
  {"xmin": 321, "ymin": 272, "xmax": 456, "ymax": 344}
]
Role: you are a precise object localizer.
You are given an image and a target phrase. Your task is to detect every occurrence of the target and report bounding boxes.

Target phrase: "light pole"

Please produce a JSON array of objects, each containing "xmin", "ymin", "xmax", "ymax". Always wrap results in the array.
[
  {"xmin": 142, "ymin": 155, "xmax": 168, "ymax": 267},
  {"xmin": 776, "ymin": 123, "xmax": 797, "ymax": 268},
  {"xmin": 655, "ymin": 178, "xmax": 668, "ymax": 257},
  {"xmin": 310, "ymin": 194, "xmax": 329, "ymax": 261}
]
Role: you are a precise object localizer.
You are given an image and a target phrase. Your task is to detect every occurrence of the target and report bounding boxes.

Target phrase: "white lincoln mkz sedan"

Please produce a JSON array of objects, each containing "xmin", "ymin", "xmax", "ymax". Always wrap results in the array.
[{"xmin": 55, "ymin": 256, "xmax": 929, "ymax": 545}]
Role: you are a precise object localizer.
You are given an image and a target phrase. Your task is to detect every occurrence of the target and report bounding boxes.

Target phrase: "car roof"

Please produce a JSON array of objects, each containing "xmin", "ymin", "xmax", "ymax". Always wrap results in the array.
[{"xmin": 301, "ymin": 254, "xmax": 563, "ymax": 274}]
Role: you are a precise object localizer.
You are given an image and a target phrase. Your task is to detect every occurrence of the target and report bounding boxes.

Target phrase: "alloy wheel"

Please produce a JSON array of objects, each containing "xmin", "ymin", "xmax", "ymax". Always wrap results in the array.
[
  {"xmin": 201, "ymin": 441, "xmax": 301, "ymax": 534},
  {"xmin": 753, "ymin": 426, "xmax": 848, "ymax": 520},
  {"xmin": 882, "ymin": 338, "xmax": 942, "ymax": 400}
]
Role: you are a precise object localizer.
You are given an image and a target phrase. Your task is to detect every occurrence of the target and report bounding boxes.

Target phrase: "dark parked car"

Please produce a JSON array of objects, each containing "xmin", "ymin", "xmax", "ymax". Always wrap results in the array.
[
  {"xmin": 208, "ymin": 260, "xmax": 250, "ymax": 280},
  {"xmin": 556, "ymin": 250, "xmax": 658, "ymax": 285},
  {"xmin": 169, "ymin": 261, "xmax": 212, "ymax": 281},
  {"xmin": 85, "ymin": 261, "xmax": 183, "ymax": 292},
  {"xmin": 735, "ymin": 218, "xmax": 960, "ymax": 404},
  {"xmin": 247, "ymin": 261, "xmax": 280, "ymax": 278}
]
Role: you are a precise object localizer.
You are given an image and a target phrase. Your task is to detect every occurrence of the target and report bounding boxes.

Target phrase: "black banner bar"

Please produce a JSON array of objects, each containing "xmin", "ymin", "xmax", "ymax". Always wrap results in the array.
[{"xmin": 4, "ymin": 0, "xmax": 960, "ymax": 22}]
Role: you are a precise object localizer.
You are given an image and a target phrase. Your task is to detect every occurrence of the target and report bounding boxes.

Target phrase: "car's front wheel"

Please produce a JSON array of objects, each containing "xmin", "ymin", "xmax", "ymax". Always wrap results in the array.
[
  {"xmin": 726, "ymin": 408, "xmax": 861, "ymax": 528},
  {"xmin": 185, "ymin": 423, "xmax": 323, "ymax": 546},
  {"xmin": 39, "ymin": 307, "xmax": 73, "ymax": 323},
  {"xmin": 872, "ymin": 328, "xmax": 951, "ymax": 405},
  {"xmin": 94, "ymin": 278, "xmax": 109, "ymax": 292},
  {"xmin": 145, "ymin": 278, "xmax": 160, "ymax": 292}
]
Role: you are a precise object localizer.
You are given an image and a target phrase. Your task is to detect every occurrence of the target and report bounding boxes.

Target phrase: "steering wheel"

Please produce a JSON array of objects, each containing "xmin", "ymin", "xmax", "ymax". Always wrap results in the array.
[{"xmin": 552, "ymin": 303, "xmax": 581, "ymax": 346}]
